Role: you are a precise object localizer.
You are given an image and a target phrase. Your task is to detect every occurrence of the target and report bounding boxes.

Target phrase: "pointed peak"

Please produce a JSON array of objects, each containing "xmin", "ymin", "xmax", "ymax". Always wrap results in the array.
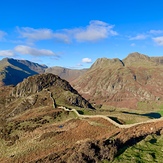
[
  {"xmin": 124, "ymin": 52, "xmax": 150, "ymax": 60},
  {"xmin": 123, "ymin": 52, "xmax": 151, "ymax": 66}
]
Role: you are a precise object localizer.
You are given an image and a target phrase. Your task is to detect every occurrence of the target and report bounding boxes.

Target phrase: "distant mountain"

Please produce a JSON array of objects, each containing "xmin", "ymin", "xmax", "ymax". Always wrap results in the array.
[
  {"xmin": 0, "ymin": 58, "xmax": 47, "ymax": 86},
  {"xmin": 45, "ymin": 66, "xmax": 87, "ymax": 82},
  {"xmin": 72, "ymin": 52, "xmax": 163, "ymax": 109},
  {"xmin": 0, "ymin": 58, "xmax": 86, "ymax": 86}
]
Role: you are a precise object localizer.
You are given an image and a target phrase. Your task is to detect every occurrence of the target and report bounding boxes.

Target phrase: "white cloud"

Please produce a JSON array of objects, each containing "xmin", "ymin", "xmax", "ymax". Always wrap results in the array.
[
  {"xmin": 16, "ymin": 20, "xmax": 117, "ymax": 44},
  {"xmin": 129, "ymin": 34, "xmax": 147, "ymax": 40},
  {"xmin": 153, "ymin": 36, "xmax": 163, "ymax": 46},
  {"xmin": 74, "ymin": 20, "xmax": 118, "ymax": 42},
  {"xmin": 0, "ymin": 30, "xmax": 7, "ymax": 40},
  {"xmin": 17, "ymin": 27, "xmax": 53, "ymax": 40},
  {"xmin": 0, "ymin": 50, "xmax": 15, "ymax": 57},
  {"xmin": 15, "ymin": 45, "xmax": 57, "ymax": 56},
  {"xmin": 149, "ymin": 30, "xmax": 163, "ymax": 35},
  {"xmin": 82, "ymin": 58, "xmax": 92, "ymax": 63},
  {"xmin": 17, "ymin": 27, "xmax": 70, "ymax": 43}
]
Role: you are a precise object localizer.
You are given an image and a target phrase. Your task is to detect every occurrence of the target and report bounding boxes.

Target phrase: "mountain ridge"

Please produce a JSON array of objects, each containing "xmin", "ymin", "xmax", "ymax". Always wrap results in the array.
[
  {"xmin": 0, "ymin": 52, "xmax": 163, "ymax": 87},
  {"xmin": 72, "ymin": 52, "xmax": 163, "ymax": 109}
]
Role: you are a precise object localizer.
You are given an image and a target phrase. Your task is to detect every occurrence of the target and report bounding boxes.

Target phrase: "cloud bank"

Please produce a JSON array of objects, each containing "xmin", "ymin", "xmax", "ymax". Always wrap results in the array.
[{"xmin": 17, "ymin": 20, "xmax": 118, "ymax": 44}]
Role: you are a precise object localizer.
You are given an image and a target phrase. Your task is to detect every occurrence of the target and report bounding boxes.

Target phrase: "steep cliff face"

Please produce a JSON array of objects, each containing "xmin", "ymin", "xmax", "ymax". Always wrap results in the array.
[{"xmin": 72, "ymin": 53, "xmax": 163, "ymax": 109}]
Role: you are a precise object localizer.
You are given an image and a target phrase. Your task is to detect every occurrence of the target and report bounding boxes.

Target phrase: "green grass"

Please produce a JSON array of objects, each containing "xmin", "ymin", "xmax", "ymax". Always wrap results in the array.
[
  {"xmin": 112, "ymin": 134, "xmax": 163, "ymax": 163},
  {"xmin": 158, "ymin": 104, "xmax": 163, "ymax": 116}
]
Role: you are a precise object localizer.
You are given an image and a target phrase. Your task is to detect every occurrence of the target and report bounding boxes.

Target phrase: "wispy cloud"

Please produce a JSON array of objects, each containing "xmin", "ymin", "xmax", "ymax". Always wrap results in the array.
[
  {"xmin": 0, "ymin": 50, "xmax": 15, "ymax": 57},
  {"xmin": 15, "ymin": 45, "xmax": 58, "ymax": 57},
  {"xmin": 129, "ymin": 34, "xmax": 147, "ymax": 40},
  {"xmin": 149, "ymin": 30, "xmax": 163, "ymax": 35},
  {"xmin": 82, "ymin": 58, "xmax": 92, "ymax": 63},
  {"xmin": 73, "ymin": 20, "xmax": 118, "ymax": 42},
  {"xmin": 153, "ymin": 36, "xmax": 163, "ymax": 46},
  {"xmin": 0, "ymin": 30, "xmax": 7, "ymax": 40},
  {"xmin": 17, "ymin": 27, "xmax": 70, "ymax": 44}
]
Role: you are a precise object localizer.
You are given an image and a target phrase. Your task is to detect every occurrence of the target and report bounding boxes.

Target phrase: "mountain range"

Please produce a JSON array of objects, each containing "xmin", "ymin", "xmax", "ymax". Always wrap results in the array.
[
  {"xmin": 0, "ymin": 58, "xmax": 85, "ymax": 86},
  {"xmin": 0, "ymin": 52, "xmax": 163, "ymax": 109}
]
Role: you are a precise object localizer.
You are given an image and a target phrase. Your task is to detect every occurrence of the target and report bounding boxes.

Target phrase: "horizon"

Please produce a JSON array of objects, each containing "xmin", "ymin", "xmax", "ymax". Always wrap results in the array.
[{"xmin": 0, "ymin": 0, "xmax": 163, "ymax": 68}]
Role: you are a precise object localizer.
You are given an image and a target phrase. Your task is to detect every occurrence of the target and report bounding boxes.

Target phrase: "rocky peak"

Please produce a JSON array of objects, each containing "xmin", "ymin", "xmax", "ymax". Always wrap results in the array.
[
  {"xmin": 90, "ymin": 57, "xmax": 124, "ymax": 69},
  {"xmin": 123, "ymin": 52, "xmax": 150, "ymax": 66},
  {"xmin": 10, "ymin": 73, "xmax": 94, "ymax": 110},
  {"xmin": 11, "ymin": 73, "xmax": 78, "ymax": 97}
]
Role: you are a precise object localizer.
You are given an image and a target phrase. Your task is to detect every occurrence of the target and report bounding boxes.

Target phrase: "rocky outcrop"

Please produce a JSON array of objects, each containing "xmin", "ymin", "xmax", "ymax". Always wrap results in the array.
[
  {"xmin": 10, "ymin": 73, "xmax": 78, "ymax": 97},
  {"xmin": 90, "ymin": 58, "xmax": 124, "ymax": 69},
  {"xmin": 9, "ymin": 73, "xmax": 93, "ymax": 116}
]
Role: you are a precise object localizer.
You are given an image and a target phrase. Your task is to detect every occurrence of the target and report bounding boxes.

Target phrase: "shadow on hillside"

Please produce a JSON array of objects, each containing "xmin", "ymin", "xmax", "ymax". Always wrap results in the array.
[
  {"xmin": 122, "ymin": 111, "xmax": 161, "ymax": 119},
  {"xmin": 108, "ymin": 116, "xmax": 124, "ymax": 124},
  {"xmin": 8, "ymin": 59, "xmax": 38, "ymax": 75},
  {"xmin": 77, "ymin": 110, "xmax": 84, "ymax": 115}
]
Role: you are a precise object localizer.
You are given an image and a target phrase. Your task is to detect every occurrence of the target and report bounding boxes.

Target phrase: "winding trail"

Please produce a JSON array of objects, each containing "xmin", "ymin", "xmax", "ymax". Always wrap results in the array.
[
  {"xmin": 46, "ymin": 89, "xmax": 163, "ymax": 129},
  {"xmin": 58, "ymin": 106, "xmax": 163, "ymax": 129}
]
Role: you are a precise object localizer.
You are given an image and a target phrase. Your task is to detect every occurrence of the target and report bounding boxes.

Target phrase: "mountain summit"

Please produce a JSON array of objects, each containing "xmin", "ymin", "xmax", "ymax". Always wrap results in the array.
[
  {"xmin": 123, "ymin": 52, "xmax": 163, "ymax": 66},
  {"xmin": 90, "ymin": 58, "xmax": 124, "ymax": 69}
]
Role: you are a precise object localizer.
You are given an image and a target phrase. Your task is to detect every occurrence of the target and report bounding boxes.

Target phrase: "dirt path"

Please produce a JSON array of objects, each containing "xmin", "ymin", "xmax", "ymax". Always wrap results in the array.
[
  {"xmin": 58, "ymin": 106, "xmax": 163, "ymax": 129},
  {"xmin": 46, "ymin": 89, "xmax": 163, "ymax": 129}
]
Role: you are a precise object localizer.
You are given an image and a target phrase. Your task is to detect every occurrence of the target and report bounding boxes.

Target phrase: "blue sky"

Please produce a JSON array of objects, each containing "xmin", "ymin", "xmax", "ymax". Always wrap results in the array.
[{"xmin": 0, "ymin": 0, "xmax": 163, "ymax": 68}]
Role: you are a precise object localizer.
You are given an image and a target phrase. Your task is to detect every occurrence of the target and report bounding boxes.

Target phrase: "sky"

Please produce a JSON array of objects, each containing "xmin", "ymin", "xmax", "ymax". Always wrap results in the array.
[{"xmin": 0, "ymin": 0, "xmax": 163, "ymax": 68}]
